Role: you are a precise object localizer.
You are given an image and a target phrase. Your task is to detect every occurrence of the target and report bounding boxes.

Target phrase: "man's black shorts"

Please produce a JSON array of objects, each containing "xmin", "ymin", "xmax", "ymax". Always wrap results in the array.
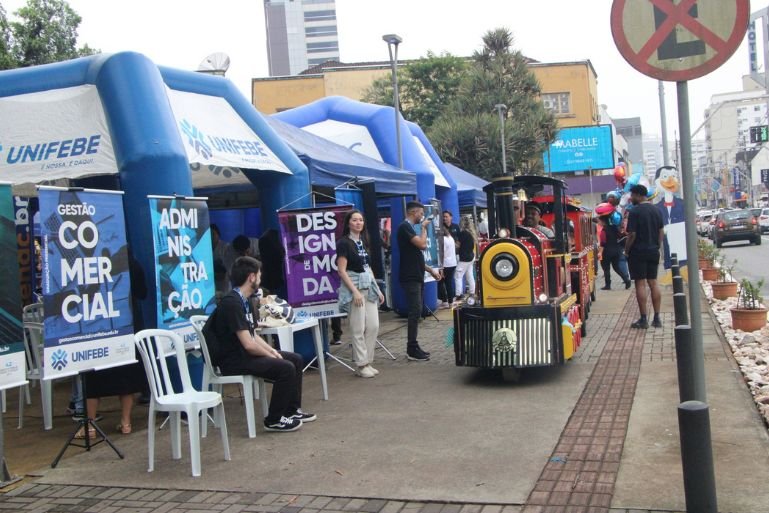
[{"xmin": 627, "ymin": 251, "xmax": 660, "ymax": 280}]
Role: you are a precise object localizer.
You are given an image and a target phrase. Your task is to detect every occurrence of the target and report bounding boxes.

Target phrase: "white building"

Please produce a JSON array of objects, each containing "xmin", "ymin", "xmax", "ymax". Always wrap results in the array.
[{"xmin": 264, "ymin": 0, "xmax": 340, "ymax": 76}]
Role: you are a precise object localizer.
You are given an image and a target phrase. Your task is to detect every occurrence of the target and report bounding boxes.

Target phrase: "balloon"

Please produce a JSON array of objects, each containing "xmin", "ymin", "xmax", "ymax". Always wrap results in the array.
[
  {"xmin": 613, "ymin": 165, "xmax": 627, "ymax": 187},
  {"xmin": 594, "ymin": 202, "xmax": 615, "ymax": 216},
  {"xmin": 610, "ymin": 211, "xmax": 622, "ymax": 226}
]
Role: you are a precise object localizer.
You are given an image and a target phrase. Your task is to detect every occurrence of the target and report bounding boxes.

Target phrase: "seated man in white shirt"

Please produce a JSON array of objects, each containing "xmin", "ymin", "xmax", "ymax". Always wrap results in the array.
[{"xmin": 523, "ymin": 204, "xmax": 555, "ymax": 238}]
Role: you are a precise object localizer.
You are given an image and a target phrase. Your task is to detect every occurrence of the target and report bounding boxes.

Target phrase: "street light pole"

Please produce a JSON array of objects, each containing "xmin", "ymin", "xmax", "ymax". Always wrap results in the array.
[
  {"xmin": 494, "ymin": 104, "xmax": 508, "ymax": 174},
  {"xmin": 383, "ymin": 33, "xmax": 403, "ymax": 169}
]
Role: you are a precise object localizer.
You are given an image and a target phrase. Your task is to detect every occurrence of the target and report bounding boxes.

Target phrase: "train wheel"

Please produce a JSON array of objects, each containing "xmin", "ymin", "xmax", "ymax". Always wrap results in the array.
[{"xmin": 501, "ymin": 368, "xmax": 522, "ymax": 383}]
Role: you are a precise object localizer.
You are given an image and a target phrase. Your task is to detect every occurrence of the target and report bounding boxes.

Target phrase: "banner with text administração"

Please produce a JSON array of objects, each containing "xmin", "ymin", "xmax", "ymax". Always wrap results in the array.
[
  {"xmin": 150, "ymin": 196, "xmax": 215, "ymax": 342},
  {"xmin": 0, "ymin": 183, "xmax": 26, "ymax": 390},
  {"xmin": 39, "ymin": 187, "xmax": 135, "ymax": 379},
  {"xmin": 279, "ymin": 205, "xmax": 351, "ymax": 319}
]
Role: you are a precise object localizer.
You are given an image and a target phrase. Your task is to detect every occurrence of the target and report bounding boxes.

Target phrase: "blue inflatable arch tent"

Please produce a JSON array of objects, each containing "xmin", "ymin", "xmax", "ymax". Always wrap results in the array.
[
  {"xmin": 273, "ymin": 96, "xmax": 459, "ymax": 314},
  {"xmin": 0, "ymin": 52, "xmax": 310, "ymax": 327},
  {"xmin": 445, "ymin": 163, "xmax": 489, "ymax": 210}
]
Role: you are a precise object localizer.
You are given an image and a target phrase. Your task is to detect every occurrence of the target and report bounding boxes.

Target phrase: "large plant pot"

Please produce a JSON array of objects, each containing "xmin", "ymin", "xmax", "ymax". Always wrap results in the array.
[
  {"xmin": 701, "ymin": 267, "xmax": 719, "ymax": 281},
  {"xmin": 698, "ymin": 257, "xmax": 713, "ymax": 269},
  {"xmin": 730, "ymin": 308, "xmax": 769, "ymax": 332},
  {"xmin": 711, "ymin": 281, "xmax": 738, "ymax": 300}
]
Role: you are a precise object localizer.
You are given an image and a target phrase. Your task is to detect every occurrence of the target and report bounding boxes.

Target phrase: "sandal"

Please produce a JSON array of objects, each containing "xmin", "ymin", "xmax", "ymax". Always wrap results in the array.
[
  {"xmin": 116, "ymin": 423, "xmax": 132, "ymax": 435},
  {"xmin": 74, "ymin": 427, "xmax": 97, "ymax": 440}
]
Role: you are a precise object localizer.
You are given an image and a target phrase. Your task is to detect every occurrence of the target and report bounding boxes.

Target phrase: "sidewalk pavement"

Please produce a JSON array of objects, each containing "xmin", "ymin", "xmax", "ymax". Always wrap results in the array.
[{"xmin": 2, "ymin": 274, "xmax": 769, "ymax": 513}]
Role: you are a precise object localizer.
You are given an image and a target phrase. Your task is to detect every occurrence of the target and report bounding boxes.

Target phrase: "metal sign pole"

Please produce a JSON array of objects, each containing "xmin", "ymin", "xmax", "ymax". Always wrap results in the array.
[{"xmin": 677, "ymin": 80, "xmax": 707, "ymax": 402}]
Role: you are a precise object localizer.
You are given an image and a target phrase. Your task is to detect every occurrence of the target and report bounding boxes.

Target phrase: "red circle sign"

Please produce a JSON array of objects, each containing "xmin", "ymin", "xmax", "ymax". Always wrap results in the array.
[{"xmin": 611, "ymin": 0, "xmax": 750, "ymax": 81}]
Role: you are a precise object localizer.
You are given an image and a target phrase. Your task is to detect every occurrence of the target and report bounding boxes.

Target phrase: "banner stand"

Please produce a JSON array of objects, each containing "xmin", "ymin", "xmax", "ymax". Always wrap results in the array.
[
  {"xmin": 51, "ymin": 370, "xmax": 125, "ymax": 468},
  {"xmin": 1, "ymin": 403, "xmax": 23, "ymax": 488}
]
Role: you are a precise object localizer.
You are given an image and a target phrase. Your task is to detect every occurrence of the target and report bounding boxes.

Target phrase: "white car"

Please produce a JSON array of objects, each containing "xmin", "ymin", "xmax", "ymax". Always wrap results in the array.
[
  {"xmin": 759, "ymin": 208, "xmax": 769, "ymax": 233},
  {"xmin": 697, "ymin": 211, "xmax": 714, "ymax": 236}
]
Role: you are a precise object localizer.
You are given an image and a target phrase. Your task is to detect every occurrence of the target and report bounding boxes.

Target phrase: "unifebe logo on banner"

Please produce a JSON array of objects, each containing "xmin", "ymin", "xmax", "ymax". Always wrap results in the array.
[
  {"xmin": 39, "ymin": 187, "xmax": 135, "ymax": 379},
  {"xmin": 0, "ymin": 183, "xmax": 26, "ymax": 391},
  {"xmin": 278, "ymin": 206, "xmax": 351, "ymax": 319},
  {"xmin": 543, "ymin": 125, "xmax": 615, "ymax": 173},
  {"xmin": 149, "ymin": 196, "xmax": 215, "ymax": 342},
  {"xmin": 0, "ymin": 86, "xmax": 117, "ymax": 185},
  {"xmin": 167, "ymin": 89, "xmax": 291, "ymax": 175}
]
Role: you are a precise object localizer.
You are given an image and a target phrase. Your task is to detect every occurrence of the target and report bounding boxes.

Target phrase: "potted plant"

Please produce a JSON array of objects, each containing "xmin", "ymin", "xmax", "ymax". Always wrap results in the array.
[
  {"xmin": 701, "ymin": 247, "xmax": 720, "ymax": 281},
  {"xmin": 731, "ymin": 278, "xmax": 768, "ymax": 332},
  {"xmin": 711, "ymin": 256, "xmax": 738, "ymax": 299},
  {"xmin": 697, "ymin": 239, "xmax": 715, "ymax": 269}
]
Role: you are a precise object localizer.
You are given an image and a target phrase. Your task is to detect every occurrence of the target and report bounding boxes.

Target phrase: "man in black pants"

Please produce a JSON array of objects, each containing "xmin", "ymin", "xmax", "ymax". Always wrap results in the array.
[
  {"xmin": 397, "ymin": 201, "xmax": 442, "ymax": 361},
  {"xmin": 211, "ymin": 256, "xmax": 316, "ymax": 432},
  {"xmin": 624, "ymin": 184, "xmax": 664, "ymax": 329}
]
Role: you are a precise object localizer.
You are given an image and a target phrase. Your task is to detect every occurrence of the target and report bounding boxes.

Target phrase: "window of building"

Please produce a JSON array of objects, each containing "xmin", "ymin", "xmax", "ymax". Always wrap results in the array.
[
  {"xmin": 755, "ymin": 105, "xmax": 762, "ymax": 111},
  {"xmin": 305, "ymin": 25, "xmax": 338, "ymax": 36},
  {"xmin": 305, "ymin": 10, "xmax": 336, "ymax": 21},
  {"xmin": 542, "ymin": 92, "xmax": 570, "ymax": 115},
  {"xmin": 307, "ymin": 41, "xmax": 339, "ymax": 51}
]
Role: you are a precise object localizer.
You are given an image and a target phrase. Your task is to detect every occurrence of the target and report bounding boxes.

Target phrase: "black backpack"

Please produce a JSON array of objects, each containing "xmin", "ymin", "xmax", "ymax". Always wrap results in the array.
[{"xmin": 201, "ymin": 309, "xmax": 223, "ymax": 368}]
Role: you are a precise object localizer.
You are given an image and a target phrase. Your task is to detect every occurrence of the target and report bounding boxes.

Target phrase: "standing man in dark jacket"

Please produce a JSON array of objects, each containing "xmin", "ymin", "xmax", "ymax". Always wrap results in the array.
[
  {"xmin": 397, "ymin": 201, "xmax": 441, "ymax": 361},
  {"xmin": 624, "ymin": 184, "xmax": 664, "ymax": 329}
]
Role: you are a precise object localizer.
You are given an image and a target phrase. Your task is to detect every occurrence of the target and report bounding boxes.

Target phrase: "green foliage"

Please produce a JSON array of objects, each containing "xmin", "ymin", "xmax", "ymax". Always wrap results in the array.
[
  {"xmin": 715, "ymin": 256, "xmax": 736, "ymax": 283},
  {"xmin": 0, "ymin": 0, "xmax": 97, "ymax": 70},
  {"xmin": 361, "ymin": 51, "xmax": 467, "ymax": 129},
  {"xmin": 428, "ymin": 27, "xmax": 557, "ymax": 180},
  {"xmin": 738, "ymin": 278, "xmax": 765, "ymax": 310}
]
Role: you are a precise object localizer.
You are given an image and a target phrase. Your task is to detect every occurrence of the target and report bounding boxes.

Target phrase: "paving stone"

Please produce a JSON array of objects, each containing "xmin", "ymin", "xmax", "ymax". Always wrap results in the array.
[{"xmin": 379, "ymin": 500, "xmax": 406, "ymax": 513}]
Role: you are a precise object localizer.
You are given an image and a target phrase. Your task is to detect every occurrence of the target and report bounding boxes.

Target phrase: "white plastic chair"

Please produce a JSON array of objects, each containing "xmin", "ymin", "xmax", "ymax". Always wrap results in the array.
[
  {"xmin": 189, "ymin": 315, "xmax": 269, "ymax": 439},
  {"xmin": 134, "ymin": 329, "xmax": 231, "ymax": 477},
  {"xmin": 18, "ymin": 321, "xmax": 57, "ymax": 430}
]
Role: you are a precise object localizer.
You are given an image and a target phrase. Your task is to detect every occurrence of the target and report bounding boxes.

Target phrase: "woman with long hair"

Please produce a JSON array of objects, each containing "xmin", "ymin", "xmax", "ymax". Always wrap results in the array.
[
  {"xmin": 336, "ymin": 210, "xmax": 384, "ymax": 378},
  {"xmin": 454, "ymin": 216, "xmax": 477, "ymax": 302}
]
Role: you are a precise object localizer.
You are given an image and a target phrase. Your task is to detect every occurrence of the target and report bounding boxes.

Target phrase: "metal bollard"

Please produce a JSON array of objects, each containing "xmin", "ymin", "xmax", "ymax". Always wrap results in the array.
[
  {"xmin": 673, "ymin": 291, "xmax": 688, "ymax": 324},
  {"xmin": 674, "ymin": 325, "xmax": 695, "ymax": 403},
  {"xmin": 671, "ymin": 253, "xmax": 678, "ymax": 267},
  {"xmin": 678, "ymin": 401, "xmax": 718, "ymax": 513},
  {"xmin": 673, "ymin": 275, "xmax": 684, "ymax": 295}
]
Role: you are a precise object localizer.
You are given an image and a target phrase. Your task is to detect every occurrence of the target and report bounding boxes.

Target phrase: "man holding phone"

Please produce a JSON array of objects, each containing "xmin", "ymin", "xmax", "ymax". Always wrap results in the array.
[{"xmin": 397, "ymin": 201, "xmax": 441, "ymax": 361}]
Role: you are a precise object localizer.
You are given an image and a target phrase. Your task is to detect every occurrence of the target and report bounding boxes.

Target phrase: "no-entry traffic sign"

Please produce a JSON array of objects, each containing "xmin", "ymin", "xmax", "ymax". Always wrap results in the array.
[{"xmin": 611, "ymin": 0, "xmax": 750, "ymax": 81}]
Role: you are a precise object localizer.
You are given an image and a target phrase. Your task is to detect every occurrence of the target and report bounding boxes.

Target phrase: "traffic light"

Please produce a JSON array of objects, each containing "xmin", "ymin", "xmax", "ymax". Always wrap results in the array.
[{"xmin": 750, "ymin": 125, "xmax": 769, "ymax": 143}]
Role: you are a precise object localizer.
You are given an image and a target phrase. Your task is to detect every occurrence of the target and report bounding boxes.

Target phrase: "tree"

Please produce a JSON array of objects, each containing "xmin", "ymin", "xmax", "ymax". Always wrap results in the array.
[
  {"xmin": 429, "ymin": 28, "xmax": 557, "ymax": 180},
  {"xmin": 0, "ymin": 4, "xmax": 13, "ymax": 69},
  {"xmin": 0, "ymin": 0, "xmax": 97, "ymax": 70},
  {"xmin": 362, "ymin": 51, "xmax": 467, "ymax": 130}
]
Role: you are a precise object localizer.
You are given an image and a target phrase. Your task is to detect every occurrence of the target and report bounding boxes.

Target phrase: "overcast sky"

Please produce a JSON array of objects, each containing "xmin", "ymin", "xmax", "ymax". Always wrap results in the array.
[{"xmin": 2, "ymin": 0, "xmax": 757, "ymax": 141}]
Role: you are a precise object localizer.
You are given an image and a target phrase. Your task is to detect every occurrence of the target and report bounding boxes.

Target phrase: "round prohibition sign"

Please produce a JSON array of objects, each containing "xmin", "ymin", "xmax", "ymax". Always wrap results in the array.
[{"xmin": 611, "ymin": 0, "xmax": 750, "ymax": 81}]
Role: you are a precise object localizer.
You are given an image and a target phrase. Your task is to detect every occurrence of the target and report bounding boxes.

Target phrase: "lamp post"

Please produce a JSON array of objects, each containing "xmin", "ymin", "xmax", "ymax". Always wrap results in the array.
[
  {"xmin": 383, "ymin": 33, "xmax": 403, "ymax": 168},
  {"xmin": 494, "ymin": 104, "xmax": 507, "ymax": 174}
]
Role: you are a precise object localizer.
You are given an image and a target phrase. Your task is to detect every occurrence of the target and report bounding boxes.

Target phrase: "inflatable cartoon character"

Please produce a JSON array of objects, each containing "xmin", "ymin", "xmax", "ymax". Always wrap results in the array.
[{"xmin": 652, "ymin": 165, "xmax": 686, "ymax": 268}]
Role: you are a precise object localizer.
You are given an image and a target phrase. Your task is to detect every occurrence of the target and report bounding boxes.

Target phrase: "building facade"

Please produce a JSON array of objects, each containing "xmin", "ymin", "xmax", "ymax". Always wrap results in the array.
[
  {"xmin": 528, "ymin": 61, "xmax": 600, "ymax": 128},
  {"xmin": 264, "ymin": 0, "xmax": 340, "ymax": 77}
]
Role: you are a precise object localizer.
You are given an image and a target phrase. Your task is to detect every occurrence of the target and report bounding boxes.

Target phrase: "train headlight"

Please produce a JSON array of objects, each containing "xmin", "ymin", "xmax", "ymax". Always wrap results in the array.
[
  {"xmin": 538, "ymin": 293, "xmax": 548, "ymax": 303},
  {"xmin": 497, "ymin": 228, "xmax": 510, "ymax": 238},
  {"xmin": 491, "ymin": 253, "xmax": 518, "ymax": 281}
]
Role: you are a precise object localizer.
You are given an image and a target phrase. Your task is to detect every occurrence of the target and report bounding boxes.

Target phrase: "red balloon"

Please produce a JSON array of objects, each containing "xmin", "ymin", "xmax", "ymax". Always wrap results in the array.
[{"xmin": 613, "ymin": 165, "xmax": 627, "ymax": 185}]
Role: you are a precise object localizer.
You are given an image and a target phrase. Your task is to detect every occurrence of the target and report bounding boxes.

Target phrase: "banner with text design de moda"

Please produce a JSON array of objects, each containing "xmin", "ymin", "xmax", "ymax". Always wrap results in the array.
[
  {"xmin": 279, "ymin": 206, "xmax": 351, "ymax": 319},
  {"xmin": 0, "ymin": 183, "xmax": 26, "ymax": 390},
  {"xmin": 150, "ymin": 197, "xmax": 216, "ymax": 341},
  {"xmin": 39, "ymin": 188, "xmax": 135, "ymax": 379}
]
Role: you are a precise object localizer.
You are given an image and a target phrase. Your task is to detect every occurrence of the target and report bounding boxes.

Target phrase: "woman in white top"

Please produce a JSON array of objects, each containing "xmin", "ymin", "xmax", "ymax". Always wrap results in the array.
[{"xmin": 439, "ymin": 226, "xmax": 458, "ymax": 308}]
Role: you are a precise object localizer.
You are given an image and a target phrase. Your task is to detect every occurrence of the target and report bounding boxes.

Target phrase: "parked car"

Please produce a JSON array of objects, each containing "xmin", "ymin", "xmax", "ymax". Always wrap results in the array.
[
  {"xmin": 712, "ymin": 209, "xmax": 762, "ymax": 247},
  {"xmin": 697, "ymin": 212, "xmax": 714, "ymax": 235},
  {"xmin": 759, "ymin": 208, "xmax": 769, "ymax": 233}
]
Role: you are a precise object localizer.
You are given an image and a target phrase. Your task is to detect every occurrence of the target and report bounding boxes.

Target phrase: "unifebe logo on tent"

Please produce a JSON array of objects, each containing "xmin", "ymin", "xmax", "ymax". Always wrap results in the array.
[
  {"xmin": 0, "ymin": 135, "xmax": 102, "ymax": 169},
  {"xmin": 179, "ymin": 119, "xmax": 213, "ymax": 160}
]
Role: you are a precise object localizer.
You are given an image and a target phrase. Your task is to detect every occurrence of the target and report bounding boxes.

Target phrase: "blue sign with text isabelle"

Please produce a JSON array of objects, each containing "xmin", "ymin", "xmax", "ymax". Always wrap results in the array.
[{"xmin": 543, "ymin": 125, "xmax": 615, "ymax": 173}]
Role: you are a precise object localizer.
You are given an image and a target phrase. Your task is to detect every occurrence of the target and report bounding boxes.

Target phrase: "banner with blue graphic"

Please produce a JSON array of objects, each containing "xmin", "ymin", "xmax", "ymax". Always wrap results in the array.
[
  {"xmin": 416, "ymin": 202, "xmax": 440, "ymax": 283},
  {"xmin": 39, "ymin": 187, "xmax": 135, "ymax": 379},
  {"xmin": 149, "ymin": 196, "xmax": 215, "ymax": 342},
  {"xmin": 0, "ymin": 183, "xmax": 26, "ymax": 390},
  {"xmin": 14, "ymin": 195, "xmax": 35, "ymax": 307},
  {"xmin": 543, "ymin": 125, "xmax": 615, "ymax": 173}
]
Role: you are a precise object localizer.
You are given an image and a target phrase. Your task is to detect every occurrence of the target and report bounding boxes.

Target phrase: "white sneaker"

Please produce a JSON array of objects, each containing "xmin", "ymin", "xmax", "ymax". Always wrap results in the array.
[
  {"xmin": 439, "ymin": 302, "xmax": 450, "ymax": 309},
  {"xmin": 356, "ymin": 366, "xmax": 376, "ymax": 378},
  {"xmin": 367, "ymin": 364, "xmax": 380, "ymax": 375}
]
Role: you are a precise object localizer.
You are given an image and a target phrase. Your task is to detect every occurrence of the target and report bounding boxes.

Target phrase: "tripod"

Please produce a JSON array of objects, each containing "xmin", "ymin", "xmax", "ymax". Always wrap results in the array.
[{"xmin": 51, "ymin": 372, "xmax": 124, "ymax": 468}]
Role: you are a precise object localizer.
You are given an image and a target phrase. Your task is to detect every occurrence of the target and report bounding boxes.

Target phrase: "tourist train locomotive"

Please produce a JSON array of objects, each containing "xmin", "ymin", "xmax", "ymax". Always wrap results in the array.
[{"xmin": 453, "ymin": 175, "xmax": 596, "ymax": 375}]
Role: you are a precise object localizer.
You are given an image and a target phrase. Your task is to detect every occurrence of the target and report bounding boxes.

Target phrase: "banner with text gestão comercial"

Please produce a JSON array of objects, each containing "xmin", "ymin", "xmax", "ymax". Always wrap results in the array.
[
  {"xmin": 39, "ymin": 187, "xmax": 135, "ymax": 379},
  {"xmin": 150, "ymin": 196, "xmax": 216, "ymax": 344}
]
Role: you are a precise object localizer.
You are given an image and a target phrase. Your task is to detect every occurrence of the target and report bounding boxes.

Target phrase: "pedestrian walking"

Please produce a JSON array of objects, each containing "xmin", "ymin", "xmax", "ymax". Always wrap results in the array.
[
  {"xmin": 454, "ymin": 216, "xmax": 477, "ymax": 301},
  {"xmin": 624, "ymin": 184, "xmax": 664, "ymax": 329},
  {"xmin": 439, "ymin": 226, "xmax": 457, "ymax": 308},
  {"xmin": 598, "ymin": 216, "xmax": 631, "ymax": 290}
]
